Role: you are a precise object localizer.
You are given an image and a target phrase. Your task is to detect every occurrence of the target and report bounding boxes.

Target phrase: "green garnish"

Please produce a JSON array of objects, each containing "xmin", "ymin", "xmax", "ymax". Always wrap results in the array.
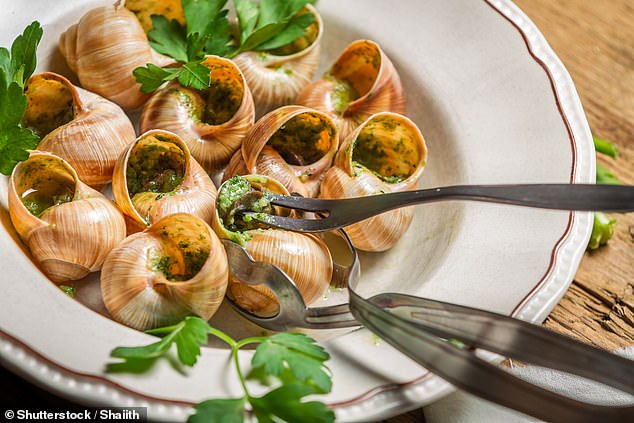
[
  {"xmin": 133, "ymin": 0, "xmax": 233, "ymax": 93},
  {"xmin": 134, "ymin": 0, "xmax": 317, "ymax": 93},
  {"xmin": 326, "ymin": 75, "xmax": 358, "ymax": 115},
  {"xmin": 588, "ymin": 136, "xmax": 621, "ymax": 250},
  {"xmin": 233, "ymin": 0, "xmax": 316, "ymax": 55},
  {"xmin": 593, "ymin": 136, "xmax": 619, "ymax": 158},
  {"xmin": 109, "ymin": 316, "xmax": 335, "ymax": 423},
  {"xmin": 448, "ymin": 338, "xmax": 466, "ymax": 349},
  {"xmin": 588, "ymin": 212, "xmax": 616, "ymax": 250},
  {"xmin": 112, "ymin": 316, "xmax": 210, "ymax": 366},
  {"xmin": 216, "ymin": 175, "xmax": 274, "ymax": 244},
  {"xmin": 0, "ymin": 21, "xmax": 43, "ymax": 175},
  {"xmin": 217, "ymin": 175, "xmax": 255, "ymax": 218},
  {"xmin": 596, "ymin": 163, "xmax": 621, "ymax": 185},
  {"xmin": 59, "ymin": 285, "xmax": 75, "ymax": 298}
]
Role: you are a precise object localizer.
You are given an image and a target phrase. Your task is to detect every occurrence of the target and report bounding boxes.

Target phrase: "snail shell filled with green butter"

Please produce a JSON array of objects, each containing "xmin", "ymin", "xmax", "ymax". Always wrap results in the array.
[
  {"xmin": 101, "ymin": 213, "xmax": 228, "ymax": 330},
  {"xmin": 139, "ymin": 55, "xmax": 255, "ymax": 177},
  {"xmin": 223, "ymin": 106, "xmax": 338, "ymax": 198},
  {"xmin": 319, "ymin": 112, "xmax": 427, "ymax": 252},
  {"xmin": 112, "ymin": 129, "xmax": 217, "ymax": 234},
  {"xmin": 22, "ymin": 72, "xmax": 135, "ymax": 189},
  {"xmin": 295, "ymin": 39, "xmax": 405, "ymax": 141},
  {"xmin": 8, "ymin": 151, "xmax": 126, "ymax": 282},
  {"xmin": 212, "ymin": 175, "xmax": 332, "ymax": 317}
]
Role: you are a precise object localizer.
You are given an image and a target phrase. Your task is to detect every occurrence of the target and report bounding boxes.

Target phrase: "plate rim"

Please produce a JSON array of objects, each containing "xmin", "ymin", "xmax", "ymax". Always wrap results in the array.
[{"xmin": 0, "ymin": 0, "xmax": 595, "ymax": 420}]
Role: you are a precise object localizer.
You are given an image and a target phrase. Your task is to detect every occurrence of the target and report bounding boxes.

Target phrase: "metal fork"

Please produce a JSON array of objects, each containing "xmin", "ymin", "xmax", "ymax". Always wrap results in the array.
[
  {"xmin": 243, "ymin": 183, "xmax": 634, "ymax": 231},
  {"xmin": 221, "ymin": 229, "xmax": 634, "ymax": 422}
]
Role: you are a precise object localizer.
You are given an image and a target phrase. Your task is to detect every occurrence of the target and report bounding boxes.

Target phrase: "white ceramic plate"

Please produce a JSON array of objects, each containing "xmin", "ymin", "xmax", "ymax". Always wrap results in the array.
[{"xmin": 0, "ymin": 0, "xmax": 594, "ymax": 421}]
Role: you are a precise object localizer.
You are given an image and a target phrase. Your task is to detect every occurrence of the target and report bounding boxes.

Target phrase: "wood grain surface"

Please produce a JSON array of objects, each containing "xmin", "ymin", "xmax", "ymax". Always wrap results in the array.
[{"xmin": 385, "ymin": 0, "xmax": 633, "ymax": 421}]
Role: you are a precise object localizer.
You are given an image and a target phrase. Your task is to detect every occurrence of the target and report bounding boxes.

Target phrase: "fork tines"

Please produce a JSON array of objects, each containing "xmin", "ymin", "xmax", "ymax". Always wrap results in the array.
[
  {"xmin": 242, "ymin": 212, "xmax": 328, "ymax": 232},
  {"xmin": 265, "ymin": 193, "xmax": 332, "ymax": 212}
]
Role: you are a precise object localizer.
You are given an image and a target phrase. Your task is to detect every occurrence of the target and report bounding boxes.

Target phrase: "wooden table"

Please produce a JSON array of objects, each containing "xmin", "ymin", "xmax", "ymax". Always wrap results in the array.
[
  {"xmin": 386, "ymin": 0, "xmax": 634, "ymax": 421},
  {"xmin": 1, "ymin": 0, "xmax": 631, "ymax": 421}
]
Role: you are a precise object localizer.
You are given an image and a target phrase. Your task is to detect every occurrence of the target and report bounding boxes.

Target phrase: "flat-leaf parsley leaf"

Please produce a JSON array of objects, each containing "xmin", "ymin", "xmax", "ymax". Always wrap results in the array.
[
  {"xmin": 0, "ymin": 21, "xmax": 43, "ymax": 175},
  {"xmin": 111, "ymin": 316, "xmax": 210, "ymax": 367},
  {"xmin": 251, "ymin": 332, "xmax": 332, "ymax": 393},
  {"xmin": 188, "ymin": 398, "xmax": 246, "ymax": 423},
  {"xmin": 134, "ymin": 0, "xmax": 233, "ymax": 93},
  {"xmin": 109, "ymin": 316, "xmax": 335, "ymax": 423},
  {"xmin": 0, "ymin": 21, "xmax": 43, "ymax": 87},
  {"xmin": 250, "ymin": 382, "xmax": 334, "ymax": 423},
  {"xmin": 134, "ymin": 0, "xmax": 319, "ymax": 91},
  {"xmin": 232, "ymin": 0, "xmax": 315, "ymax": 55}
]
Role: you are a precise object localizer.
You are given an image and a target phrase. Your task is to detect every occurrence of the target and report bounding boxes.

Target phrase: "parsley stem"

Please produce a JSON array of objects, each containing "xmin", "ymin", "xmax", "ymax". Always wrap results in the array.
[
  {"xmin": 206, "ymin": 330, "xmax": 267, "ymax": 400},
  {"xmin": 231, "ymin": 344, "xmax": 252, "ymax": 399},
  {"xmin": 231, "ymin": 337, "xmax": 267, "ymax": 400},
  {"xmin": 235, "ymin": 337, "xmax": 268, "ymax": 349},
  {"xmin": 207, "ymin": 326, "xmax": 237, "ymax": 348}
]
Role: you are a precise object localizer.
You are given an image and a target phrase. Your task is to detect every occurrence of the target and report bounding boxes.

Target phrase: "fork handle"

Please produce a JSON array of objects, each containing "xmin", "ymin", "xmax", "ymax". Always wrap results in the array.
[{"xmin": 358, "ymin": 184, "xmax": 634, "ymax": 218}]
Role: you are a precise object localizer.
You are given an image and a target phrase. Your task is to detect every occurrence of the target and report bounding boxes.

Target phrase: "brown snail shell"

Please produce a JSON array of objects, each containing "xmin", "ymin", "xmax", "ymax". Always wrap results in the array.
[
  {"xmin": 319, "ymin": 112, "xmax": 427, "ymax": 252},
  {"xmin": 111, "ymin": 130, "xmax": 217, "ymax": 234},
  {"xmin": 295, "ymin": 39, "xmax": 405, "ymax": 141},
  {"xmin": 139, "ymin": 55, "xmax": 255, "ymax": 177},
  {"xmin": 22, "ymin": 72, "xmax": 135, "ymax": 190},
  {"xmin": 233, "ymin": 4, "xmax": 323, "ymax": 116},
  {"xmin": 8, "ymin": 151, "xmax": 126, "ymax": 283},
  {"xmin": 101, "ymin": 213, "xmax": 228, "ymax": 330},
  {"xmin": 223, "ymin": 106, "xmax": 338, "ymax": 198},
  {"xmin": 59, "ymin": 2, "xmax": 175, "ymax": 111},
  {"xmin": 212, "ymin": 175, "xmax": 332, "ymax": 316}
]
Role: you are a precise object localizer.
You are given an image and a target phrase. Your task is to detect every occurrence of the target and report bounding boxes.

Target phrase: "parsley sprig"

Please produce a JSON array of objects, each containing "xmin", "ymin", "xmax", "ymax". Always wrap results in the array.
[
  {"xmin": 109, "ymin": 316, "xmax": 335, "ymax": 423},
  {"xmin": 0, "ymin": 21, "xmax": 43, "ymax": 175},
  {"xmin": 133, "ymin": 0, "xmax": 233, "ymax": 93},
  {"xmin": 133, "ymin": 0, "xmax": 317, "ymax": 93}
]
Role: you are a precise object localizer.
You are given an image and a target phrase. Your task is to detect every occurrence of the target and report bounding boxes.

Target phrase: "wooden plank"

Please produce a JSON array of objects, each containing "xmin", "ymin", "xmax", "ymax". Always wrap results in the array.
[{"xmin": 515, "ymin": 0, "xmax": 634, "ymax": 351}]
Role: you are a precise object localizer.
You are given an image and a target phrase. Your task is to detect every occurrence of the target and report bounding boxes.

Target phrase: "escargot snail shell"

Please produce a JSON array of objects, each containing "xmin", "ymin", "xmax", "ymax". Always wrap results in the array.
[
  {"xmin": 233, "ymin": 4, "xmax": 323, "ymax": 116},
  {"xmin": 212, "ymin": 175, "xmax": 332, "ymax": 316},
  {"xmin": 139, "ymin": 55, "xmax": 255, "ymax": 177},
  {"xmin": 223, "ymin": 106, "xmax": 338, "ymax": 198},
  {"xmin": 112, "ymin": 129, "xmax": 217, "ymax": 234},
  {"xmin": 22, "ymin": 72, "xmax": 135, "ymax": 190},
  {"xmin": 59, "ymin": 2, "xmax": 175, "ymax": 111},
  {"xmin": 295, "ymin": 39, "xmax": 405, "ymax": 141},
  {"xmin": 8, "ymin": 151, "xmax": 126, "ymax": 283},
  {"xmin": 101, "ymin": 213, "xmax": 228, "ymax": 330},
  {"xmin": 319, "ymin": 112, "xmax": 428, "ymax": 252}
]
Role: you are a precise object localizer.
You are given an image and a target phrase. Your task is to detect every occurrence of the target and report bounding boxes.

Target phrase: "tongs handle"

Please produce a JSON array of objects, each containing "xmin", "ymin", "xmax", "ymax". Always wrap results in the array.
[{"xmin": 349, "ymin": 290, "xmax": 634, "ymax": 422}]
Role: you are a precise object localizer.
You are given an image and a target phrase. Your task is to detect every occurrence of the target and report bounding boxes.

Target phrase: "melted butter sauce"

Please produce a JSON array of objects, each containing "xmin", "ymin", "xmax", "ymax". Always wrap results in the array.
[
  {"xmin": 16, "ymin": 157, "xmax": 76, "ymax": 217},
  {"xmin": 22, "ymin": 75, "xmax": 75, "ymax": 137},
  {"xmin": 217, "ymin": 176, "xmax": 274, "ymax": 245},
  {"xmin": 151, "ymin": 216, "xmax": 211, "ymax": 282},
  {"xmin": 352, "ymin": 116, "xmax": 421, "ymax": 183},
  {"xmin": 125, "ymin": 0, "xmax": 185, "ymax": 33},
  {"xmin": 268, "ymin": 113, "xmax": 334, "ymax": 165},
  {"xmin": 126, "ymin": 136, "xmax": 186, "ymax": 196}
]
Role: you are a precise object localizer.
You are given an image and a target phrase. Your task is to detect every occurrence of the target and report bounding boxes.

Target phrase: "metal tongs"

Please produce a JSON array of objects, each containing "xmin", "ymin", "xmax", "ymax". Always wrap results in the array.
[{"xmin": 222, "ymin": 183, "xmax": 634, "ymax": 422}]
